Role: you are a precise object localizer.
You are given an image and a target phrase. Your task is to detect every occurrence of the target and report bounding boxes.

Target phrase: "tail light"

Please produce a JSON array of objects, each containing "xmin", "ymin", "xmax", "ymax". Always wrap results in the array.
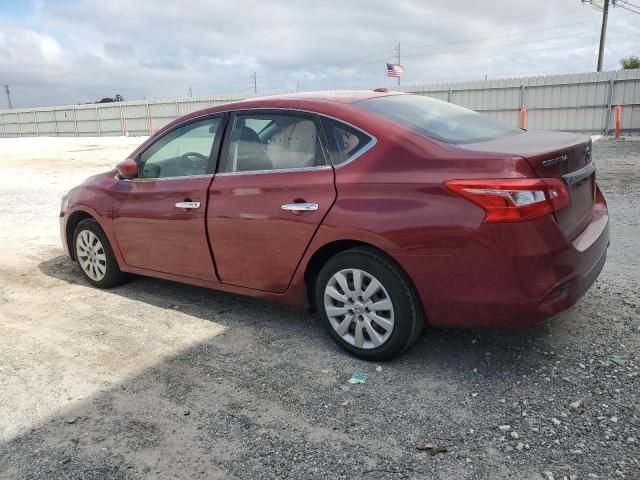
[{"xmin": 443, "ymin": 178, "xmax": 570, "ymax": 222}]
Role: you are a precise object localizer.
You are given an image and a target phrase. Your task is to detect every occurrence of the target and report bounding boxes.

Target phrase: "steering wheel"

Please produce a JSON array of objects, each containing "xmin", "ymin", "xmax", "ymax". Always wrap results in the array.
[{"xmin": 177, "ymin": 152, "xmax": 209, "ymax": 175}]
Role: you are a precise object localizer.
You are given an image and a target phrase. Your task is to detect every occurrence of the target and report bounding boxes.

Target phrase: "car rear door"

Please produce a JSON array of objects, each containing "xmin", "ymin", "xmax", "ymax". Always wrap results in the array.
[
  {"xmin": 207, "ymin": 110, "xmax": 336, "ymax": 293},
  {"xmin": 112, "ymin": 115, "xmax": 226, "ymax": 281}
]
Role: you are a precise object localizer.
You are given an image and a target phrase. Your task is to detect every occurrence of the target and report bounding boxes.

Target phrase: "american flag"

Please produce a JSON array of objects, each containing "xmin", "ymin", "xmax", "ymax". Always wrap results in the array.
[{"xmin": 386, "ymin": 63, "xmax": 404, "ymax": 78}]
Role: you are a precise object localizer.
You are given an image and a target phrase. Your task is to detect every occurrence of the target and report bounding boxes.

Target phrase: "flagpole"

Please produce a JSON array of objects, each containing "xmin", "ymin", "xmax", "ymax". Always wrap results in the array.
[
  {"xmin": 393, "ymin": 41, "xmax": 401, "ymax": 88},
  {"xmin": 397, "ymin": 41, "xmax": 401, "ymax": 88}
]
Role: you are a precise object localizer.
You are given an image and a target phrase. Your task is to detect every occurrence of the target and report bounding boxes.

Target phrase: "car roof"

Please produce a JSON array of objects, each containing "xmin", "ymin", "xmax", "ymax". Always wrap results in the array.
[
  {"xmin": 248, "ymin": 90, "xmax": 402, "ymax": 104},
  {"xmin": 209, "ymin": 90, "xmax": 404, "ymax": 111}
]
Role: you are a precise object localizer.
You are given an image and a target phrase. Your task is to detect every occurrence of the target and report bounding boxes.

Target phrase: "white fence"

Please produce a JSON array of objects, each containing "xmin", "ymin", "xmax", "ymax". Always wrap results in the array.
[{"xmin": 1, "ymin": 69, "xmax": 639, "ymax": 137}]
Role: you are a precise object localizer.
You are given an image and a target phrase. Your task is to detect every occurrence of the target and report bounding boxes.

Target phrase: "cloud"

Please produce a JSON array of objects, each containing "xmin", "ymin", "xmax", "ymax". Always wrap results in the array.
[{"xmin": 1, "ymin": 0, "xmax": 639, "ymax": 108}]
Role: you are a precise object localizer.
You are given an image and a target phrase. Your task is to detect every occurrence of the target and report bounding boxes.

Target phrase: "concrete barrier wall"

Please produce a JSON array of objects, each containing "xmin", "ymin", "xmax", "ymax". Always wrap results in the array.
[{"xmin": 1, "ymin": 69, "xmax": 638, "ymax": 137}]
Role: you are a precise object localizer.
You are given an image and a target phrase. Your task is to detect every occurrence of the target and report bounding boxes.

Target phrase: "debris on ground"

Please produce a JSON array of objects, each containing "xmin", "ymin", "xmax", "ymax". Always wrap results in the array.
[
  {"xmin": 611, "ymin": 355, "xmax": 626, "ymax": 366},
  {"xmin": 569, "ymin": 399, "xmax": 583, "ymax": 410},
  {"xmin": 416, "ymin": 443, "xmax": 447, "ymax": 455},
  {"xmin": 348, "ymin": 372, "xmax": 367, "ymax": 384}
]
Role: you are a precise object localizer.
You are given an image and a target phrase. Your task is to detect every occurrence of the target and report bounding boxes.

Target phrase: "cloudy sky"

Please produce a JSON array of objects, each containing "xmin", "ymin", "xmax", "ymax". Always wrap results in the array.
[{"xmin": 1, "ymin": 0, "xmax": 639, "ymax": 108}]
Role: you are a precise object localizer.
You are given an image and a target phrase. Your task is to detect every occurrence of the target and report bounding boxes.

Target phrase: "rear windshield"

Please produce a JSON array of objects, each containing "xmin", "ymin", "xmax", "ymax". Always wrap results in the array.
[{"xmin": 356, "ymin": 94, "xmax": 520, "ymax": 144}]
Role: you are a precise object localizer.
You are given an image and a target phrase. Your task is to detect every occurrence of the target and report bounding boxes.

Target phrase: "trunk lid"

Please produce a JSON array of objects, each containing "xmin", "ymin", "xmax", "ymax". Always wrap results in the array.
[{"xmin": 459, "ymin": 131, "xmax": 595, "ymax": 239}]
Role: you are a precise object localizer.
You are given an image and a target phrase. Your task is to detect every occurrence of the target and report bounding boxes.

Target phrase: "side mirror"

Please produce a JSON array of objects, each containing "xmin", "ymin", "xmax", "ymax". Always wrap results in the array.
[{"xmin": 116, "ymin": 158, "xmax": 138, "ymax": 179}]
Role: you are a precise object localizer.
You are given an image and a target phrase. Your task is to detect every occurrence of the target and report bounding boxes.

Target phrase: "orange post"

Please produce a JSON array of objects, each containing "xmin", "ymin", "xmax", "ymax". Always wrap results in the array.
[
  {"xmin": 519, "ymin": 106, "xmax": 528, "ymax": 130},
  {"xmin": 615, "ymin": 104, "xmax": 622, "ymax": 139}
]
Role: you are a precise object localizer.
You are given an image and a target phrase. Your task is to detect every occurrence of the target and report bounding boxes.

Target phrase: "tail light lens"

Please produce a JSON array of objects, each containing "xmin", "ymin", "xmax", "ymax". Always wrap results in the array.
[{"xmin": 443, "ymin": 178, "xmax": 570, "ymax": 222}]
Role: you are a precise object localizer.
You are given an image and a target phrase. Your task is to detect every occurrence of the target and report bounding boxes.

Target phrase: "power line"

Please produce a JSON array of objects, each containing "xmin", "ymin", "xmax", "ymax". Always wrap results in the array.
[
  {"xmin": 204, "ymin": 19, "xmax": 639, "ymax": 93},
  {"xmin": 403, "ymin": 18, "xmax": 605, "ymax": 52},
  {"xmin": 248, "ymin": 19, "xmax": 628, "ymax": 87},
  {"xmin": 614, "ymin": 0, "xmax": 640, "ymax": 13}
]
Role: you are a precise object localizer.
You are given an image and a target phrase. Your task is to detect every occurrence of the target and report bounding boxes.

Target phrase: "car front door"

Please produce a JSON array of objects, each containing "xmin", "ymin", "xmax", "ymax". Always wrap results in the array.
[
  {"xmin": 112, "ymin": 115, "xmax": 226, "ymax": 282},
  {"xmin": 207, "ymin": 110, "xmax": 336, "ymax": 293}
]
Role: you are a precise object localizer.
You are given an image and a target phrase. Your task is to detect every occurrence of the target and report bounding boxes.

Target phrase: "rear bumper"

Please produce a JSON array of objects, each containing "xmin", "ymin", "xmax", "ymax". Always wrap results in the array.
[{"xmin": 398, "ymin": 186, "xmax": 609, "ymax": 328}]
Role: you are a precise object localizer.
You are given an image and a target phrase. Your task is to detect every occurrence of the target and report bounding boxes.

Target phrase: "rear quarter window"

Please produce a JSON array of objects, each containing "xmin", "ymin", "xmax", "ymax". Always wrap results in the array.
[
  {"xmin": 356, "ymin": 94, "xmax": 520, "ymax": 144},
  {"xmin": 320, "ymin": 118, "xmax": 373, "ymax": 166}
]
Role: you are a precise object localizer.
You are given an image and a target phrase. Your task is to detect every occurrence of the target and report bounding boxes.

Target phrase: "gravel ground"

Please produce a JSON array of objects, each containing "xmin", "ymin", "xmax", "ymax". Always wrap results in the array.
[{"xmin": 0, "ymin": 136, "xmax": 638, "ymax": 480}]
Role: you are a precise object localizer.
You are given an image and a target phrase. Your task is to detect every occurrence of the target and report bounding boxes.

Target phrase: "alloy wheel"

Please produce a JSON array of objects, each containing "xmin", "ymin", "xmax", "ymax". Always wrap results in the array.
[
  {"xmin": 323, "ymin": 268, "xmax": 395, "ymax": 349},
  {"xmin": 76, "ymin": 230, "xmax": 107, "ymax": 282}
]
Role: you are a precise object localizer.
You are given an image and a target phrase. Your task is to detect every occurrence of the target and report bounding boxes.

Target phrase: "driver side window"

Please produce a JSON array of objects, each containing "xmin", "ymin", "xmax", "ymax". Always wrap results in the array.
[{"xmin": 138, "ymin": 117, "xmax": 221, "ymax": 179}]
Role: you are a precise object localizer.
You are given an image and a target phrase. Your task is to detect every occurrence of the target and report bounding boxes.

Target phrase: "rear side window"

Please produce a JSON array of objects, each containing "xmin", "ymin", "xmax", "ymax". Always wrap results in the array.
[
  {"xmin": 221, "ymin": 113, "xmax": 325, "ymax": 173},
  {"xmin": 356, "ymin": 94, "xmax": 520, "ymax": 144},
  {"xmin": 321, "ymin": 118, "xmax": 373, "ymax": 166}
]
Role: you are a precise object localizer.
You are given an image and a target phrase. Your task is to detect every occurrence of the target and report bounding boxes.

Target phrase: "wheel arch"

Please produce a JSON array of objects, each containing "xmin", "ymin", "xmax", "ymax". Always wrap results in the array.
[
  {"xmin": 66, "ymin": 210, "xmax": 95, "ymax": 260},
  {"xmin": 303, "ymin": 239, "xmax": 424, "ymax": 318}
]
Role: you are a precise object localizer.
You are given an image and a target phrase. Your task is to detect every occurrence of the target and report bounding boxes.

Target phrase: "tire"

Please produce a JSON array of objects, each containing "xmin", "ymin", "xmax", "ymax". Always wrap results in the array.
[
  {"xmin": 315, "ymin": 247, "xmax": 424, "ymax": 360},
  {"xmin": 73, "ymin": 218, "xmax": 127, "ymax": 288}
]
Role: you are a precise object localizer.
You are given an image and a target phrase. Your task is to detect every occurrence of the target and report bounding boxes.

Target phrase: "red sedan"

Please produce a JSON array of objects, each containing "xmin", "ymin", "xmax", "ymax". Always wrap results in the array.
[{"xmin": 59, "ymin": 91, "xmax": 609, "ymax": 359}]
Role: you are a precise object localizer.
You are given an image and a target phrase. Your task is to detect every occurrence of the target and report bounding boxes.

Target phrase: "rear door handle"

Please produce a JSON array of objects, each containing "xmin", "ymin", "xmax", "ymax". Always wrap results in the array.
[
  {"xmin": 281, "ymin": 203, "xmax": 319, "ymax": 212},
  {"xmin": 175, "ymin": 201, "xmax": 201, "ymax": 209}
]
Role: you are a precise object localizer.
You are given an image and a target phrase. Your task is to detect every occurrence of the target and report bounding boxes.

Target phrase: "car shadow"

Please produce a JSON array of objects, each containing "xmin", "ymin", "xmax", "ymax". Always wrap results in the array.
[
  {"xmin": 37, "ymin": 254, "xmax": 558, "ymax": 373},
  {"xmin": 0, "ymin": 256, "xmax": 567, "ymax": 478}
]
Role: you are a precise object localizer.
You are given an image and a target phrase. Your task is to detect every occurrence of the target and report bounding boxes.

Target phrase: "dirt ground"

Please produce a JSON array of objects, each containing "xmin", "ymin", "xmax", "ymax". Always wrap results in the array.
[{"xmin": 0, "ymin": 136, "xmax": 638, "ymax": 480}]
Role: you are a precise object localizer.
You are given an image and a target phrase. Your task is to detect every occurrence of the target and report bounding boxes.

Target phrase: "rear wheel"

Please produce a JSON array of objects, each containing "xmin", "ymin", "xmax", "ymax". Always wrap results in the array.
[
  {"xmin": 315, "ymin": 247, "xmax": 424, "ymax": 360},
  {"xmin": 73, "ymin": 219, "xmax": 126, "ymax": 288}
]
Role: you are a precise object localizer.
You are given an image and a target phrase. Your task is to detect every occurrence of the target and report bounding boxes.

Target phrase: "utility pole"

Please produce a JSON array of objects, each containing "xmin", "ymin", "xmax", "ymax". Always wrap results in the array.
[
  {"xmin": 597, "ymin": 0, "xmax": 609, "ymax": 72},
  {"xmin": 4, "ymin": 85, "xmax": 12, "ymax": 109},
  {"xmin": 188, "ymin": 85, "xmax": 193, "ymax": 97},
  {"xmin": 250, "ymin": 72, "xmax": 257, "ymax": 94},
  {"xmin": 393, "ymin": 41, "xmax": 401, "ymax": 86}
]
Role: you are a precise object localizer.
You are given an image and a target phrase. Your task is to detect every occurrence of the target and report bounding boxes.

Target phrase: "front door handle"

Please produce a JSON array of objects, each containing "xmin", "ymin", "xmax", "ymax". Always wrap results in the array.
[
  {"xmin": 175, "ymin": 201, "xmax": 201, "ymax": 209},
  {"xmin": 281, "ymin": 203, "xmax": 319, "ymax": 212}
]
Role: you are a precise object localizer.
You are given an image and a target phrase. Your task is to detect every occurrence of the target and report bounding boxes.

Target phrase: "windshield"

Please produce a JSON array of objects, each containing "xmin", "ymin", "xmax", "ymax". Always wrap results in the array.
[{"xmin": 357, "ymin": 94, "xmax": 520, "ymax": 144}]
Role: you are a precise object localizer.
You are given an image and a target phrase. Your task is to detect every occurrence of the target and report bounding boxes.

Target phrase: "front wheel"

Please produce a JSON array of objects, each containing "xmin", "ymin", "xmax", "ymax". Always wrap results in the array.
[
  {"xmin": 73, "ymin": 218, "xmax": 127, "ymax": 288},
  {"xmin": 315, "ymin": 247, "xmax": 424, "ymax": 360}
]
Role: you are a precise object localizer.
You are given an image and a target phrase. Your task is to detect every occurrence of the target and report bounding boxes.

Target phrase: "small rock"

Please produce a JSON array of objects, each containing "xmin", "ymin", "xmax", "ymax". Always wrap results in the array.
[
  {"xmin": 375, "ymin": 366, "xmax": 382, "ymax": 372},
  {"xmin": 510, "ymin": 431, "xmax": 519, "ymax": 439},
  {"xmin": 627, "ymin": 437, "xmax": 636, "ymax": 444},
  {"xmin": 183, "ymin": 410, "xmax": 190, "ymax": 416},
  {"xmin": 471, "ymin": 392, "xmax": 478, "ymax": 398},
  {"xmin": 498, "ymin": 425, "xmax": 511, "ymax": 432},
  {"xmin": 579, "ymin": 363, "xmax": 586, "ymax": 369},
  {"xmin": 516, "ymin": 442, "xmax": 524, "ymax": 451},
  {"xmin": 569, "ymin": 400, "xmax": 583, "ymax": 410},
  {"xmin": 416, "ymin": 443, "xmax": 447, "ymax": 455},
  {"xmin": 65, "ymin": 417, "xmax": 79, "ymax": 424},
  {"xmin": 610, "ymin": 416, "xmax": 618, "ymax": 423},
  {"xmin": 551, "ymin": 418, "xmax": 561, "ymax": 426},
  {"xmin": 543, "ymin": 471, "xmax": 555, "ymax": 480}
]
